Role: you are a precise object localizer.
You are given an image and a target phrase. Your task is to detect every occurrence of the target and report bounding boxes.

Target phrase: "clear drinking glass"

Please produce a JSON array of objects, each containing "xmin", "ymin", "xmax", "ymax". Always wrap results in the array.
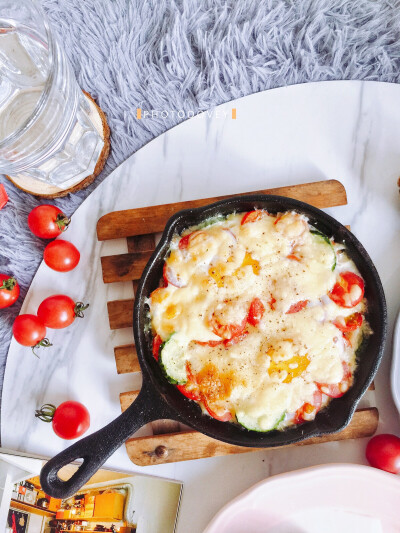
[{"xmin": 0, "ymin": 0, "xmax": 104, "ymax": 190}]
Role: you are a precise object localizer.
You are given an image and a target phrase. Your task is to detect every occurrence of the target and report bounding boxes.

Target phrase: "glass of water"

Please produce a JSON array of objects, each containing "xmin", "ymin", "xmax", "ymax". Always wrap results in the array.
[{"xmin": 0, "ymin": 0, "xmax": 105, "ymax": 190}]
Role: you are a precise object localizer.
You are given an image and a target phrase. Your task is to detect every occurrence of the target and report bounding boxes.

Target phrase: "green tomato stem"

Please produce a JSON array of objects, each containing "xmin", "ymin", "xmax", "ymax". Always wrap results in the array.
[
  {"xmin": 55, "ymin": 213, "xmax": 71, "ymax": 231},
  {"xmin": 31, "ymin": 338, "xmax": 53, "ymax": 358},
  {"xmin": 74, "ymin": 302, "xmax": 89, "ymax": 318},
  {"xmin": 35, "ymin": 403, "xmax": 56, "ymax": 422},
  {"xmin": 0, "ymin": 277, "xmax": 17, "ymax": 291}
]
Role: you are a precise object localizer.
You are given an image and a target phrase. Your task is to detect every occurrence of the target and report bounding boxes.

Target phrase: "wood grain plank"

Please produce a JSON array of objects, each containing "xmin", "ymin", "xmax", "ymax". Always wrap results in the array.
[
  {"xmin": 127, "ymin": 234, "xmax": 156, "ymax": 253},
  {"xmin": 101, "ymin": 251, "xmax": 153, "ymax": 284},
  {"xmin": 97, "ymin": 180, "xmax": 347, "ymax": 240},
  {"xmin": 107, "ymin": 299, "xmax": 134, "ymax": 330},
  {"xmin": 123, "ymin": 407, "xmax": 378, "ymax": 466},
  {"xmin": 151, "ymin": 420, "xmax": 181, "ymax": 435},
  {"xmin": 120, "ymin": 390, "xmax": 138, "ymax": 412},
  {"xmin": 127, "ymin": 235, "xmax": 156, "ymax": 292},
  {"xmin": 114, "ymin": 344, "xmax": 140, "ymax": 374}
]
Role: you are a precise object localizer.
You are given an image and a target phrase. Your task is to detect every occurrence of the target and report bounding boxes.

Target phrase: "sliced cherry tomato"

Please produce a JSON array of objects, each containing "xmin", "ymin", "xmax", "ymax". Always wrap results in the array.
[
  {"xmin": 37, "ymin": 295, "xmax": 89, "ymax": 329},
  {"xmin": 163, "ymin": 263, "xmax": 185, "ymax": 288},
  {"xmin": 329, "ymin": 271, "xmax": 364, "ymax": 308},
  {"xmin": 28, "ymin": 205, "xmax": 70, "ymax": 239},
  {"xmin": 178, "ymin": 230, "xmax": 208, "ymax": 251},
  {"xmin": 178, "ymin": 233, "xmax": 193, "ymax": 250},
  {"xmin": 177, "ymin": 363, "xmax": 202, "ymax": 401},
  {"xmin": 365, "ymin": 434, "xmax": 400, "ymax": 474},
  {"xmin": 35, "ymin": 401, "xmax": 90, "ymax": 440},
  {"xmin": 44, "ymin": 240, "xmax": 80, "ymax": 272},
  {"xmin": 207, "ymin": 298, "xmax": 264, "ymax": 345},
  {"xmin": 286, "ymin": 300, "xmax": 308, "ymax": 314},
  {"xmin": 186, "ymin": 361, "xmax": 198, "ymax": 382},
  {"xmin": 0, "ymin": 274, "xmax": 20, "ymax": 309},
  {"xmin": 211, "ymin": 314, "xmax": 247, "ymax": 340},
  {"xmin": 195, "ymin": 331, "xmax": 249, "ymax": 348},
  {"xmin": 12, "ymin": 314, "xmax": 52, "ymax": 356},
  {"xmin": 333, "ymin": 312, "xmax": 363, "ymax": 333},
  {"xmin": 342, "ymin": 331, "xmax": 352, "ymax": 347},
  {"xmin": 241, "ymin": 210, "xmax": 265, "ymax": 225},
  {"xmin": 152, "ymin": 334, "xmax": 163, "ymax": 360},
  {"xmin": 201, "ymin": 395, "xmax": 233, "ymax": 421},
  {"xmin": 247, "ymin": 298, "xmax": 265, "ymax": 326},
  {"xmin": 223, "ymin": 329, "xmax": 249, "ymax": 346},
  {"xmin": 0, "ymin": 184, "xmax": 9, "ymax": 210},
  {"xmin": 294, "ymin": 390, "xmax": 322, "ymax": 424},
  {"xmin": 195, "ymin": 340, "xmax": 224, "ymax": 347},
  {"xmin": 177, "ymin": 384, "xmax": 201, "ymax": 401},
  {"xmin": 316, "ymin": 361, "xmax": 352, "ymax": 398}
]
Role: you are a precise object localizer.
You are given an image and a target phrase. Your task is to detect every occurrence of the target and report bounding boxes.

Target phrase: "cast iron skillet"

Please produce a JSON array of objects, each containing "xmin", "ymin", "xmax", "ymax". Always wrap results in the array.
[{"xmin": 40, "ymin": 195, "xmax": 387, "ymax": 499}]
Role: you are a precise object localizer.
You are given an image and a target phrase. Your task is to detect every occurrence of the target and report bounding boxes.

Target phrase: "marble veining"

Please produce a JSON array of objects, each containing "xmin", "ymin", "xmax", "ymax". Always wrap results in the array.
[{"xmin": 2, "ymin": 81, "xmax": 400, "ymax": 533}]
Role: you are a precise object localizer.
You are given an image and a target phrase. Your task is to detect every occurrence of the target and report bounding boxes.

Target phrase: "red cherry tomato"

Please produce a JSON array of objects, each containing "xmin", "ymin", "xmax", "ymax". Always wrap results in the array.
[
  {"xmin": 241, "ymin": 210, "xmax": 266, "ymax": 225},
  {"xmin": 178, "ymin": 233, "xmax": 193, "ymax": 250},
  {"xmin": 366, "ymin": 434, "xmax": 400, "ymax": 474},
  {"xmin": 44, "ymin": 240, "xmax": 80, "ymax": 272},
  {"xmin": 210, "ymin": 313, "xmax": 247, "ymax": 340},
  {"xmin": 294, "ymin": 390, "xmax": 322, "ymax": 424},
  {"xmin": 195, "ymin": 339, "xmax": 224, "ymax": 347},
  {"xmin": 177, "ymin": 383, "xmax": 202, "ymax": 401},
  {"xmin": 195, "ymin": 331, "xmax": 249, "ymax": 348},
  {"xmin": 329, "ymin": 271, "xmax": 365, "ymax": 308},
  {"xmin": 178, "ymin": 230, "xmax": 210, "ymax": 251},
  {"xmin": 286, "ymin": 300, "xmax": 309, "ymax": 314},
  {"xmin": 223, "ymin": 329, "xmax": 249, "ymax": 347},
  {"xmin": 177, "ymin": 363, "xmax": 202, "ymax": 401},
  {"xmin": 199, "ymin": 298, "xmax": 264, "ymax": 347},
  {"xmin": 152, "ymin": 334, "xmax": 163, "ymax": 361},
  {"xmin": 342, "ymin": 331, "xmax": 352, "ymax": 347},
  {"xmin": 201, "ymin": 395, "xmax": 233, "ymax": 421},
  {"xmin": 0, "ymin": 274, "xmax": 20, "ymax": 308},
  {"xmin": 162, "ymin": 263, "xmax": 185, "ymax": 287},
  {"xmin": 333, "ymin": 312, "xmax": 363, "ymax": 333},
  {"xmin": 35, "ymin": 401, "xmax": 90, "ymax": 440},
  {"xmin": 28, "ymin": 205, "xmax": 70, "ymax": 239},
  {"xmin": 247, "ymin": 298, "xmax": 265, "ymax": 326},
  {"xmin": 316, "ymin": 361, "xmax": 352, "ymax": 398},
  {"xmin": 37, "ymin": 295, "xmax": 89, "ymax": 329},
  {"xmin": 269, "ymin": 296, "xmax": 276, "ymax": 310},
  {"xmin": 12, "ymin": 314, "xmax": 52, "ymax": 356}
]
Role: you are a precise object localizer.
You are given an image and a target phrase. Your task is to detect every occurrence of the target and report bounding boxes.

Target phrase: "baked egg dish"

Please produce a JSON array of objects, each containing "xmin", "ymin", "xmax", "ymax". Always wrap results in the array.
[{"xmin": 148, "ymin": 210, "xmax": 370, "ymax": 432}]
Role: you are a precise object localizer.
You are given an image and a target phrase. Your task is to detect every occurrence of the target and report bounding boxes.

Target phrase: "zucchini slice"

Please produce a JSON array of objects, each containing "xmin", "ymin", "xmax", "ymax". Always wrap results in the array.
[
  {"xmin": 197, "ymin": 214, "xmax": 227, "ymax": 229},
  {"xmin": 310, "ymin": 229, "xmax": 336, "ymax": 271},
  {"xmin": 159, "ymin": 334, "xmax": 187, "ymax": 385},
  {"xmin": 237, "ymin": 411, "xmax": 286, "ymax": 432}
]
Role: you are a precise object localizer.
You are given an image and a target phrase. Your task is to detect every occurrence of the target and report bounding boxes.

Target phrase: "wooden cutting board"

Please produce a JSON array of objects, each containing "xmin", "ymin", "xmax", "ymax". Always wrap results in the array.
[{"xmin": 97, "ymin": 179, "xmax": 378, "ymax": 466}]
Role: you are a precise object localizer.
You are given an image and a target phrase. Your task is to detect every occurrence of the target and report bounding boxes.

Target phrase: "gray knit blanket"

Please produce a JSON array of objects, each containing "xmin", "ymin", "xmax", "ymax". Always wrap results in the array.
[{"xmin": 1, "ymin": 0, "xmax": 400, "ymax": 411}]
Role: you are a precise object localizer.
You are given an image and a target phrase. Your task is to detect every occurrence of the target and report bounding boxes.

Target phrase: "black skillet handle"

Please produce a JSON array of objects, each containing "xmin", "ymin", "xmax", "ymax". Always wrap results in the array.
[{"xmin": 40, "ymin": 381, "xmax": 173, "ymax": 499}]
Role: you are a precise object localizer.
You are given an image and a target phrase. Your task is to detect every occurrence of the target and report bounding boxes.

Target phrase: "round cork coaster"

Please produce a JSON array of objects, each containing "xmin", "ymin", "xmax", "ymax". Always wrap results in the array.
[{"xmin": 6, "ymin": 91, "xmax": 110, "ymax": 198}]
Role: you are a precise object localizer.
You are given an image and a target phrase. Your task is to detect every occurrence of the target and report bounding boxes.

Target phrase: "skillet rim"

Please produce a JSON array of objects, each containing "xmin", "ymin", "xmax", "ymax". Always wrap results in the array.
[{"xmin": 133, "ymin": 194, "xmax": 387, "ymax": 448}]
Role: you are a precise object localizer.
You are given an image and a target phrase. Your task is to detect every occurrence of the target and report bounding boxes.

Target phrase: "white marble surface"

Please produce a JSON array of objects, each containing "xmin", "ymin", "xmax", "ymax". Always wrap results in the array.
[{"xmin": 2, "ymin": 81, "xmax": 400, "ymax": 533}]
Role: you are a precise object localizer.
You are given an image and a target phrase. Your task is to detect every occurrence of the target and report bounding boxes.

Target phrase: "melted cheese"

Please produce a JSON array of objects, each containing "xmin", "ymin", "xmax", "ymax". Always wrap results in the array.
[{"xmin": 150, "ymin": 210, "xmax": 368, "ymax": 430}]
